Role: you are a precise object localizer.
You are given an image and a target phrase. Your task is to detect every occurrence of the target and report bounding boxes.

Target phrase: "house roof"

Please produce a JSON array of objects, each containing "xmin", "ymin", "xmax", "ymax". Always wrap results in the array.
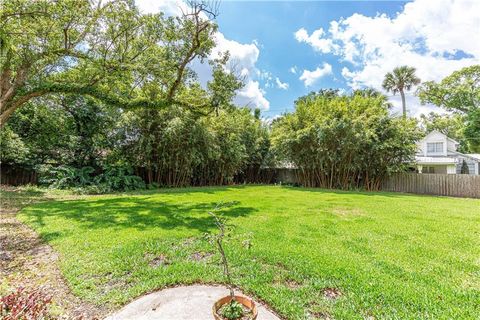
[
  {"xmin": 467, "ymin": 154, "xmax": 480, "ymax": 161},
  {"xmin": 422, "ymin": 130, "xmax": 459, "ymax": 144},
  {"xmin": 450, "ymin": 151, "xmax": 480, "ymax": 162},
  {"xmin": 415, "ymin": 156, "xmax": 457, "ymax": 165}
]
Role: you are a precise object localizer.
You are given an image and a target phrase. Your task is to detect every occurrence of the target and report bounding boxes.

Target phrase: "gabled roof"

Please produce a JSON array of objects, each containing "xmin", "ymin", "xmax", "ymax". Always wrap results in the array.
[{"xmin": 422, "ymin": 130, "xmax": 459, "ymax": 144}]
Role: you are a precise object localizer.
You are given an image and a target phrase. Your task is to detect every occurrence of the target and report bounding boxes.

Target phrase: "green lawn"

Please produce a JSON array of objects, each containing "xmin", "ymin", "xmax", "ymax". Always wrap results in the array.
[{"xmin": 18, "ymin": 186, "xmax": 480, "ymax": 319}]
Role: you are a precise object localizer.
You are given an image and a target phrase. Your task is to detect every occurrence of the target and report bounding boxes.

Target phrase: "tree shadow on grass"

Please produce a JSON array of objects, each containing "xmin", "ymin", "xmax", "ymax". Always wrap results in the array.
[
  {"xmin": 22, "ymin": 197, "xmax": 257, "ymax": 235},
  {"xmin": 0, "ymin": 187, "xmax": 47, "ymax": 211},
  {"xmin": 123, "ymin": 184, "xmax": 251, "ymax": 196}
]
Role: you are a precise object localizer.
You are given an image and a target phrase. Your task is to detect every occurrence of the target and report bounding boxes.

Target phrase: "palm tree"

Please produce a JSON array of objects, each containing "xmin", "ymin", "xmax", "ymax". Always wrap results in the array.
[{"xmin": 382, "ymin": 66, "xmax": 421, "ymax": 118}]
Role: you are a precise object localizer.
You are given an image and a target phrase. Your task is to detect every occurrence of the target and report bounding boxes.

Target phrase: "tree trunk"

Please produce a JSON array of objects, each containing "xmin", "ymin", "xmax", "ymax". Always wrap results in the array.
[
  {"xmin": 0, "ymin": 104, "xmax": 17, "ymax": 128},
  {"xmin": 400, "ymin": 89, "xmax": 406, "ymax": 118}
]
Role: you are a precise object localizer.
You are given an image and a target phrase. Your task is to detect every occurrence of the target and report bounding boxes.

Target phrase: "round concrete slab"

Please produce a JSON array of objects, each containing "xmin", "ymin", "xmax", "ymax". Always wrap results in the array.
[{"xmin": 105, "ymin": 285, "xmax": 280, "ymax": 320}]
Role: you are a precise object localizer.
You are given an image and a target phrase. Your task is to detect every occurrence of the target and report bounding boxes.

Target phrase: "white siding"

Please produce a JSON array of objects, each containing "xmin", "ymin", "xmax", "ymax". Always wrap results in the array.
[
  {"xmin": 456, "ymin": 157, "xmax": 479, "ymax": 175},
  {"xmin": 417, "ymin": 131, "xmax": 458, "ymax": 156},
  {"xmin": 447, "ymin": 139, "xmax": 457, "ymax": 153}
]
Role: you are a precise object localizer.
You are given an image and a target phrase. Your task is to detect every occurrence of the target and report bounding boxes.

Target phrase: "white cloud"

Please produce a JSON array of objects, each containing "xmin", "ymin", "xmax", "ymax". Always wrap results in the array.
[
  {"xmin": 294, "ymin": 27, "xmax": 338, "ymax": 54},
  {"xmin": 389, "ymin": 93, "xmax": 448, "ymax": 118},
  {"xmin": 297, "ymin": 0, "xmax": 480, "ymax": 115},
  {"xmin": 137, "ymin": 0, "xmax": 187, "ymax": 16},
  {"xmin": 299, "ymin": 63, "xmax": 333, "ymax": 87},
  {"xmin": 258, "ymin": 70, "xmax": 272, "ymax": 81},
  {"xmin": 235, "ymin": 81, "xmax": 270, "ymax": 110},
  {"xmin": 275, "ymin": 77, "xmax": 289, "ymax": 90},
  {"xmin": 289, "ymin": 66, "xmax": 298, "ymax": 74},
  {"xmin": 211, "ymin": 33, "xmax": 260, "ymax": 77},
  {"xmin": 257, "ymin": 70, "xmax": 274, "ymax": 88},
  {"xmin": 135, "ymin": 0, "xmax": 270, "ymax": 110}
]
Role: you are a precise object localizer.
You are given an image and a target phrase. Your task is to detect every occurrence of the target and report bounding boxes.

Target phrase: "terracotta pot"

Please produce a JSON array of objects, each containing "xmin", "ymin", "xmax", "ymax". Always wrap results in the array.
[{"xmin": 212, "ymin": 295, "xmax": 258, "ymax": 320}]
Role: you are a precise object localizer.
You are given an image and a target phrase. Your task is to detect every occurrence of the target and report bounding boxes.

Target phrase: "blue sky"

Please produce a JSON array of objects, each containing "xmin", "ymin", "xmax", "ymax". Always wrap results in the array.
[
  {"xmin": 216, "ymin": 1, "xmax": 408, "ymax": 117},
  {"xmin": 139, "ymin": 0, "xmax": 480, "ymax": 118}
]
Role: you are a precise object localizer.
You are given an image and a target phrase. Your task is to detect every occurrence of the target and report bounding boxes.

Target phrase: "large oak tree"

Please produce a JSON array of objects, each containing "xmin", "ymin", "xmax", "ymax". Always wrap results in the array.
[{"xmin": 0, "ymin": 0, "xmax": 220, "ymax": 127}]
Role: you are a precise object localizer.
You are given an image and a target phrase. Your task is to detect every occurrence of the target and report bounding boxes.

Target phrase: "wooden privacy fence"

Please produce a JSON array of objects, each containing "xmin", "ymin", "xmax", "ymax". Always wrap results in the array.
[
  {"xmin": 2, "ymin": 164, "xmax": 479, "ymax": 198},
  {"xmin": 0, "ymin": 165, "xmax": 38, "ymax": 186},
  {"xmin": 381, "ymin": 173, "xmax": 480, "ymax": 198}
]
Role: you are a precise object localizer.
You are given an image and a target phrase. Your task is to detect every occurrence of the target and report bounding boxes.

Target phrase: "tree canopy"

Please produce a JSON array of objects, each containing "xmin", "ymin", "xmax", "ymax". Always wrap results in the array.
[
  {"xmin": 418, "ymin": 65, "xmax": 480, "ymax": 152},
  {"xmin": 271, "ymin": 90, "xmax": 420, "ymax": 190},
  {"xmin": 0, "ymin": 0, "xmax": 230, "ymax": 127},
  {"xmin": 382, "ymin": 66, "xmax": 421, "ymax": 118}
]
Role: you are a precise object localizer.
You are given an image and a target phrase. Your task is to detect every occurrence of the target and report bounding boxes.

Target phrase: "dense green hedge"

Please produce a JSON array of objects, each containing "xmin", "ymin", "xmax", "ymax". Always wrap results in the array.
[{"xmin": 271, "ymin": 91, "xmax": 421, "ymax": 190}]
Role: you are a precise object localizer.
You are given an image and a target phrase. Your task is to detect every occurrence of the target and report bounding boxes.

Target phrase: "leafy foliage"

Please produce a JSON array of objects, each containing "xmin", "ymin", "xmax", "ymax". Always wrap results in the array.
[
  {"xmin": 0, "ymin": 287, "xmax": 52, "ymax": 320},
  {"xmin": 93, "ymin": 165, "xmax": 145, "ymax": 192},
  {"xmin": 0, "ymin": 0, "xmax": 219, "ymax": 125},
  {"xmin": 418, "ymin": 65, "xmax": 480, "ymax": 114},
  {"xmin": 271, "ymin": 91, "xmax": 420, "ymax": 190},
  {"xmin": 38, "ymin": 165, "xmax": 95, "ymax": 189},
  {"xmin": 382, "ymin": 66, "xmax": 421, "ymax": 117},
  {"xmin": 418, "ymin": 65, "xmax": 480, "ymax": 152},
  {"xmin": 118, "ymin": 106, "xmax": 270, "ymax": 187},
  {"xmin": 382, "ymin": 66, "xmax": 421, "ymax": 94},
  {"xmin": 38, "ymin": 164, "xmax": 144, "ymax": 193},
  {"xmin": 464, "ymin": 108, "xmax": 480, "ymax": 152},
  {"xmin": 0, "ymin": 126, "xmax": 28, "ymax": 165},
  {"xmin": 220, "ymin": 300, "xmax": 245, "ymax": 320},
  {"xmin": 3, "ymin": 95, "xmax": 119, "ymax": 168}
]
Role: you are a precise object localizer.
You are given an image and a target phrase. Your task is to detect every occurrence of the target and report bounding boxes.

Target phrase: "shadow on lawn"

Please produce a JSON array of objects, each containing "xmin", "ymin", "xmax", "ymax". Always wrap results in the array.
[
  {"xmin": 0, "ymin": 187, "xmax": 47, "ymax": 211},
  {"xmin": 123, "ymin": 185, "xmax": 252, "ymax": 196},
  {"xmin": 23, "ymin": 196, "xmax": 257, "ymax": 234}
]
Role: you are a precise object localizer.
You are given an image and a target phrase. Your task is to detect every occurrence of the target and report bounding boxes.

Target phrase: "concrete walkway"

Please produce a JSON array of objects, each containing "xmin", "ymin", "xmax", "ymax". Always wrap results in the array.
[{"xmin": 105, "ymin": 285, "xmax": 280, "ymax": 320}]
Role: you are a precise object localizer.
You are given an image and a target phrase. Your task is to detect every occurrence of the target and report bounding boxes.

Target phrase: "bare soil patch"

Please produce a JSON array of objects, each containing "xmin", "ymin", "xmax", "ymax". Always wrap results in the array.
[
  {"xmin": 146, "ymin": 253, "xmax": 171, "ymax": 268},
  {"xmin": 309, "ymin": 311, "xmax": 333, "ymax": 320},
  {"xmin": 190, "ymin": 251, "xmax": 213, "ymax": 262},
  {"xmin": 322, "ymin": 287, "xmax": 342, "ymax": 300},
  {"xmin": 0, "ymin": 186, "xmax": 106, "ymax": 319},
  {"xmin": 284, "ymin": 279, "xmax": 302, "ymax": 289}
]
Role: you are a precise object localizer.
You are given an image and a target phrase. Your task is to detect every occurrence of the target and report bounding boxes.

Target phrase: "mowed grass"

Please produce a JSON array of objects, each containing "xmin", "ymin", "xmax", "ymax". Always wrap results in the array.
[{"xmin": 18, "ymin": 186, "xmax": 480, "ymax": 319}]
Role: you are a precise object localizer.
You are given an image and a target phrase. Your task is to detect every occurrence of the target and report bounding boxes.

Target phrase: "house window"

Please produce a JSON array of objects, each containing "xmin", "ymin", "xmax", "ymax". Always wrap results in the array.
[
  {"xmin": 427, "ymin": 142, "xmax": 443, "ymax": 154},
  {"xmin": 424, "ymin": 166, "xmax": 435, "ymax": 173}
]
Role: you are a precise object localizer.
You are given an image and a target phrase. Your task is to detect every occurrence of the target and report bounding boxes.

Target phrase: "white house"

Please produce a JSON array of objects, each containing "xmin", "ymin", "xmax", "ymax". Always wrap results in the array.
[{"xmin": 415, "ymin": 131, "xmax": 480, "ymax": 175}]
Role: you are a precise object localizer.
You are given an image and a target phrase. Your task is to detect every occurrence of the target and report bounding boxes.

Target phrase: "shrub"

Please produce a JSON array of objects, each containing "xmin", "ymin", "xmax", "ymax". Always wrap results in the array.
[
  {"xmin": 94, "ymin": 165, "xmax": 145, "ymax": 192},
  {"xmin": 220, "ymin": 300, "xmax": 244, "ymax": 320},
  {"xmin": 460, "ymin": 160, "xmax": 469, "ymax": 174},
  {"xmin": 38, "ymin": 165, "xmax": 95, "ymax": 189},
  {"xmin": 0, "ymin": 287, "xmax": 52, "ymax": 320},
  {"xmin": 38, "ymin": 164, "xmax": 145, "ymax": 193}
]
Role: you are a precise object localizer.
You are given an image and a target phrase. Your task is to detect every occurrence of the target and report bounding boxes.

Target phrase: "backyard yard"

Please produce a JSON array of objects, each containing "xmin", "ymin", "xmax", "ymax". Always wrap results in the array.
[{"xmin": 14, "ymin": 185, "xmax": 480, "ymax": 319}]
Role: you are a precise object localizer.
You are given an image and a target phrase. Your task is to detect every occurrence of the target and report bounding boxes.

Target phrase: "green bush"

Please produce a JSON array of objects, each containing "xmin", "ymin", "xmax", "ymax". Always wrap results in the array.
[
  {"xmin": 220, "ymin": 300, "xmax": 244, "ymax": 320},
  {"xmin": 271, "ymin": 90, "xmax": 421, "ymax": 190},
  {"xmin": 38, "ymin": 165, "xmax": 95, "ymax": 189},
  {"xmin": 38, "ymin": 165, "xmax": 145, "ymax": 193},
  {"xmin": 94, "ymin": 165, "xmax": 145, "ymax": 192}
]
